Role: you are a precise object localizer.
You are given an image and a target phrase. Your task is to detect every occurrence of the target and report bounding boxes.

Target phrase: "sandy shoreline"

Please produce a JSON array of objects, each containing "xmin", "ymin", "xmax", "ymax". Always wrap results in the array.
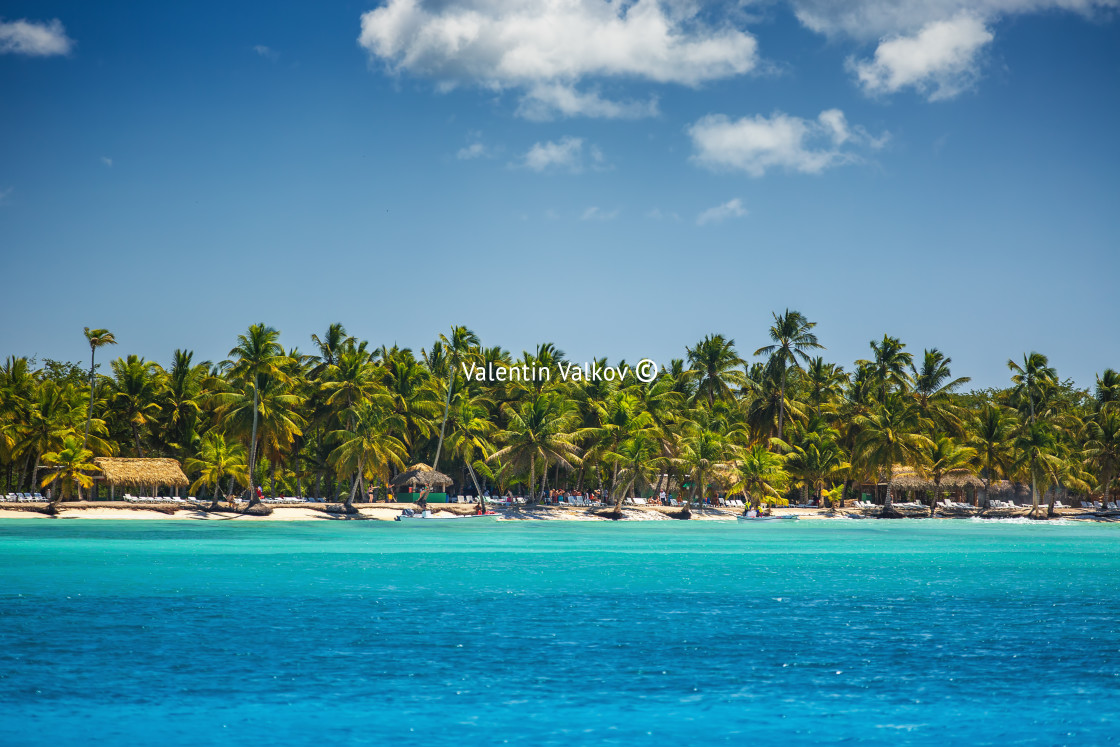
[{"xmin": 1, "ymin": 502, "xmax": 1117, "ymax": 522}]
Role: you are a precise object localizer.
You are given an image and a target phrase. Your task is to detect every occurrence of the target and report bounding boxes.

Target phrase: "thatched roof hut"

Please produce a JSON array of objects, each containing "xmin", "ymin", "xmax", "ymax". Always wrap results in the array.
[
  {"xmin": 986, "ymin": 481, "xmax": 1033, "ymax": 503},
  {"xmin": 889, "ymin": 466, "xmax": 983, "ymax": 491},
  {"xmin": 390, "ymin": 463, "xmax": 454, "ymax": 490},
  {"xmin": 92, "ymin": 457, "xmax": 189, "ymax": 489}
]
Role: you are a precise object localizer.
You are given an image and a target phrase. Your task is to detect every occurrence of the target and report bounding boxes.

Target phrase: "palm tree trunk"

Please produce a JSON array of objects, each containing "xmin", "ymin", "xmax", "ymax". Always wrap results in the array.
[
  {"xmin": 528, "ymin": 453, "xmax": 535, "ymax": 506},
  {"xmin": 344, "ymin": 456, "xmax": 363, "ymax": 513},
  {"xmin": 248, "ymin": 375, "xmax": 260, "ymax": 506},
  {"xmin": 433, "ymin": 368, "xmax": 454, "ymax": 471},
  {"xmin": 83, "ymin": 348, "xmax": 95, "ymax": 451},
  {"xmin": 131, "ymin": 422, "xmax": 145, "ymax": 457},
  {"xmin": 778, "ymin": 367, "xmax": 787, "ymax": 440},
  {"xmin": 466, "ymin": 462, "xmax": 485, "ymax": 509}
]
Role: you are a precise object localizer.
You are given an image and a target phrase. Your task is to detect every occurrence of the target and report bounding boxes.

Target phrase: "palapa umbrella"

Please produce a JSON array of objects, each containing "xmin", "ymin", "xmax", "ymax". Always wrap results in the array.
[{"xmin": 390, "ymin": 464, "xmax": 454, "ymax": 508}]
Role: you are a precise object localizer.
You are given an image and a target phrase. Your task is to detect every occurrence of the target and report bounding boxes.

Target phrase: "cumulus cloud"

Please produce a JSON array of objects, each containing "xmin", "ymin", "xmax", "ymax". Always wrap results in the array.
[
  {"xmin": 522, "ymin": 136, "xmax": 587, "ymax": 172},
  {"xmin": 696, "ymin": 198, "xmax": 747, "ymax": 226},
  {"xmin": 789, "ymin": 0, "xmax": 1117, "ymax": 40},
  {"xmin": 358, "ymin": 0, "xmax": 759, "ymax": 119},
  {"xmin": 0, "ymin": 18, "xmax": 72, "ymax": 56},
  {"xmin": 850, "ymin": 13, "xmax": 994, "ymax": 100},
  {"xmin": 687, "ymin": 109, "xmax": 886, "ymax": 177}
]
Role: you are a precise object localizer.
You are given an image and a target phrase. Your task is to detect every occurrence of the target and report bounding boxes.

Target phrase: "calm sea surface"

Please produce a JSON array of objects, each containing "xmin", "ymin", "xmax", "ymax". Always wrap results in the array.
[{"xmin": 1, "ymin": 519, "xmax": 1118, "ymax": 745}]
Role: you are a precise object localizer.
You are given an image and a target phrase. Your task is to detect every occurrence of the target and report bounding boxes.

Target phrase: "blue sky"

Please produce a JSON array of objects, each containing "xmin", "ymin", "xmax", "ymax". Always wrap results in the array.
[{"xmin": 1, "ymin": 0, "xmax": 1117, "ymax": 390}]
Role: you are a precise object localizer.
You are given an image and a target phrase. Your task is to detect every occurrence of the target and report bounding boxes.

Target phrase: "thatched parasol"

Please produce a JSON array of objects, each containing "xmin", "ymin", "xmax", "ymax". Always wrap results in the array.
[
  {"xmin": 888, "ymin": 466, "xmax": 983, "ymax": 491},
  {"xmin": 92, "ymin": 457, "xmax": 189, "ymax": 488},
  {"xmin": 390, "ymin": 463, "xmax": 454, "ymax": 490}
]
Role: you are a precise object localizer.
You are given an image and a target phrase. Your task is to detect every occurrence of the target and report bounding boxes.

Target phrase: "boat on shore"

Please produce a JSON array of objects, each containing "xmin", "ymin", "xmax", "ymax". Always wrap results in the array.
[{"xmin": 395, "ymin": 509, "xmax": 500, "ymax": 524}]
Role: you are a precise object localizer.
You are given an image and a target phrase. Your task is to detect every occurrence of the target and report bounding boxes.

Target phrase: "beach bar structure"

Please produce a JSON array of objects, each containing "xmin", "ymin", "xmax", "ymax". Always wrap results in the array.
[
  {"xmin": 390, "ymin": 463, "xmax": 453, "ymax": 503},
  {"xmin": 888, "ymin": 466, "xmax": 984, "ymax": 503},
  {"xmin": 91, "ymin": 457, "xmax": 189, "ymax": 501}
]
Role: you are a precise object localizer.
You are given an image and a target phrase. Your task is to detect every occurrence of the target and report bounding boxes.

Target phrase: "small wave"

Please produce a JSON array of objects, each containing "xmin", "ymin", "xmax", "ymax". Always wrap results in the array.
[{"xmin": 967, "ymin": 516, "xmax": 1072, "ymax": 525}]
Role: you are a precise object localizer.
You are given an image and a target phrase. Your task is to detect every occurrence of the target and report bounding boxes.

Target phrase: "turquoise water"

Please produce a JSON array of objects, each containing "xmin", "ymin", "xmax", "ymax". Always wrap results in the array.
[{"xmin": 1, "ymin": 519, "xmax": 1119, "ymax": 745}]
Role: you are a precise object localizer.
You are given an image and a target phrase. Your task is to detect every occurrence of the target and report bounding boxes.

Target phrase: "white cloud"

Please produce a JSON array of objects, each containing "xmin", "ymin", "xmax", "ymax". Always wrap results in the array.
[
  {"xmin": 581, "ymin": 206, "xmax": 620, "ymax": 221},
  {"xmin": 457, "ymin": 142, "xmax": 488, "ymax": 159},
  {"xmin": 0, "ymin": 18, "xmax": 72, "ymax": 56},
  {"xmin": 687, "ymin": 109, "xmax": 886, "ymax": 177},
  {"xmin": 789, "ymin": 0, "xmax": 1117, "ymax": 39},
  {"xmin": 516, "ymin": 83, "xmax": 659, "ymax": 121},
  {"xmin": 521, "ymin": 136, "xmax": 593, "ymax": 172},
  {"xmin": 100, "ymin": 156, "xmax": 113, "ymax": 167},
  {"xmin": 850, "ymin": 13, "xmax": 994, "ymax": 100},
  {"xmin": 358, "ymin": 0, "xmax": 759, "ymax": 119},
  {"xmin": 696, "ymin": 198, "xmax": 747, "ymax": 226},
  {"xmin": 253, "ymin": 45, "xmax": 279, "ymax": 60},
  {"xmin": 0, "ymin": 187, "xmax": 13, "ymax": 205}
]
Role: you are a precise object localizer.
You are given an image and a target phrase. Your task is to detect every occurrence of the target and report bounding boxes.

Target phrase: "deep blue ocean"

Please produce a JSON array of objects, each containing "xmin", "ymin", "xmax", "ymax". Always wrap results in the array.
[{"xmin": 1, "ymin": 518, "xmax": 1118, "ymax": 745}]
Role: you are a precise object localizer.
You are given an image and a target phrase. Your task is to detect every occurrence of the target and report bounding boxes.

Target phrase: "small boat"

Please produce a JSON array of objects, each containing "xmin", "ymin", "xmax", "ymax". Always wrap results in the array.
[
  {"xmin": 736, "ymin": 514, "xmax": 800, "ymax": 522},
  {"xmin": 394, "ymin": 509, "xmax": 500, "ymax": 523}
]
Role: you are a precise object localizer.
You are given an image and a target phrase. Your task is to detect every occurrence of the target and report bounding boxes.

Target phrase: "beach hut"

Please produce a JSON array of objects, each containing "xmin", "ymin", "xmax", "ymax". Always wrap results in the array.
[
  {"xmin": 91, "ymin": 457, "xmax": 189, "ymax": 501},
  {"xmin": 889, "ymin": 466, "xmax": 984, "ymax": 505},
  {"xmin": 390, "ymin": 463, "xmax": 454, "ymax": 503}
]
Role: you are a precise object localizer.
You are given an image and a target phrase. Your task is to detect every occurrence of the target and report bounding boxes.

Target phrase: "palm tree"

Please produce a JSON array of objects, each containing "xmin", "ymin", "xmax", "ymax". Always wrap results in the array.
[
  {"xmin": 853, "ymin": 400, "xmax": 932, "ymax": 513},
  {"xmin": 1085, "ymin": 411, "xmax": 1120, "ymax": 504},
  {"xmin": 910, "ymin": 349, "xmax": 970, "ymax": 436},
  {"xmin": 754, "ymin": 311, "xmax": 823, "ymax": 440},
  {"xmin": 1008, "ymin": 352, "xmax": 1057, "ymax": 508},
  {"xmin": 110, "ymin": 355, "xmax": 164, "ymax": 457},
  {"xmin": 968, "ymin": 404, "xmax": 1017, "ymax": 507},
  {"xmin": 432, "ymin": 325, "xmax": 480, "ymax": 471},
  {"xmin": 184, "ymin": 433, "xmax": 248, "ymax": 509},
  {"xmin": 805, "ymin": 357, "xmax": 845, "ymax": 419},
  {"xmin": 604, "ymin": 432, "xmax": 662, "ymax": 517},
  {"xmin": 82, "ymin": 328, "xmax": 116, "ymax": 451},
  {"xmin": 489, "ymin": 393, "xmax": 580, "ymax": 504},
  {"xmin": 40, "ymin": 435, "xmax": 96, "ymax": 501},
  {"xmin": 921, "ymin": 436, "xmax": 977, "ymax": 511},
  {"xmin": 858, "ymin": 335, "xmax": 913, "ymax": 404},
  {"xmin": 784, "ymin": 423, "xmax": 848, "ymax": 506},
  {"xmin": 226, "ymin": 324, "xmax": 285, "ymax": 505},
  {"xmin": 1094, "ymin": 368, "xmax": 1120, "ymax": 413},
  {"xmin": 733, "ymin": 443, "xmax": 788, "ymax": 514},
  {"xmin": 329, "ymin": 398, "xmax": 408, "ymax": 512},
  {"xmin": 675, "ymin": 413, "xmax": 731, "ymax": 514},
  {"xmin": 687, "ymin": 334, "xmax": 746, "ymax": 408}
]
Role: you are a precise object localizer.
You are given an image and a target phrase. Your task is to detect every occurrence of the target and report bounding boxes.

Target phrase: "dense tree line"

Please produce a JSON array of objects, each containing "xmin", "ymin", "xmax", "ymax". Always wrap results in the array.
[{"xmin": 1, "ymin": 314, "xmax": 1117, "ymax": 516}]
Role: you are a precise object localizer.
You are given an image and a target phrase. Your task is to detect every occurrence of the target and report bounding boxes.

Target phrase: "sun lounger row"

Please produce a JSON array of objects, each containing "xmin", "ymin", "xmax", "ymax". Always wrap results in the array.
[
  {"xmin": 4, "ymin": 492, "xmax": 45, "ymax": 502},
  {"xmin": 1078, "ymin": 501, "xmax": 1118, "ymax": 510}
]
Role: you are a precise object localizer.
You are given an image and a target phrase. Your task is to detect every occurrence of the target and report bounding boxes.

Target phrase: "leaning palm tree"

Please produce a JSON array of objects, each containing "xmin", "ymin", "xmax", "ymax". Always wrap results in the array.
[
  {"xmin": 329, "ymin": 398, "xmax": 408, "ymax": 512},
  {"xmin": 603, "ymin": 431, "xmax": 663, "ymax": 518},
  {"xmin": 754, "ymin": 310, "xmax": 823, "ymax": 440},
  {"xmin": 432, "ymin": 325, "xmax": 480, "ymax": 471},
  {"xmin": 185, "ymin": 433, "xmax": 248, "ymax": 509},
  {"xmin": 40, "ymin": 435, "xmax": 96, "ymax": 501},
  {"xmin": 732, "ymin": 443, "xmax": 788, "ymax": 514},
  {"xmin": 82, "ymin": 328, "xmax": 116, "ymax": 451},
  {"xmin": 226, "ymin": 324, "xmax": 285, "ymax": 505}
]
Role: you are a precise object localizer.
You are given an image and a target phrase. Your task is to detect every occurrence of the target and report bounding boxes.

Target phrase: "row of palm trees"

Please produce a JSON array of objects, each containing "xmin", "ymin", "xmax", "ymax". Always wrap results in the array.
[{"xmin": 1, "ymin": 314, "xmax": 1117, "ymax": 516}]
